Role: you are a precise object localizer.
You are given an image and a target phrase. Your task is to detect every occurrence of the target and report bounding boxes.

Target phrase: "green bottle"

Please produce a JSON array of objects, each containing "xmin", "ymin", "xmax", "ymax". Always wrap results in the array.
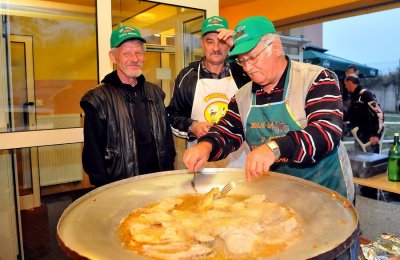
[{"xmin": 388, "ymin": 133, "xmax": 400, "ymax": 182}]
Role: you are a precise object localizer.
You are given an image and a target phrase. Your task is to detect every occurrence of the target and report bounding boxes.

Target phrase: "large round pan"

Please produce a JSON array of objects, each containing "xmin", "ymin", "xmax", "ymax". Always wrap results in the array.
[{"xmin": 57, "ymin": 169, "xmax": 358, "ymax": 259}]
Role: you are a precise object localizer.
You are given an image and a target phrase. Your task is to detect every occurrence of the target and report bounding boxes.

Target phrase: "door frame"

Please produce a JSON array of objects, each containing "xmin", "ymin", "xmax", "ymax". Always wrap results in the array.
[{"xmin": 10, "ymin": 34, "xmax": 41, "ymax": 209}]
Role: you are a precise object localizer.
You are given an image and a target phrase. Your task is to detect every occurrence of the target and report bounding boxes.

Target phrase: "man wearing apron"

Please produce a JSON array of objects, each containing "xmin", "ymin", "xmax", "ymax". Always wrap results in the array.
[
  {"xmin": 167, "ymin": 16, "xmax": 250, "ymax": 168},
  {"xmin": 183, "ymin": 16, "xmax": 357, "ymax": 259}
]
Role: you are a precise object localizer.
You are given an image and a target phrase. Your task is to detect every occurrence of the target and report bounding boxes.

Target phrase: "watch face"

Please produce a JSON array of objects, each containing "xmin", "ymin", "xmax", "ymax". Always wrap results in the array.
[
  {"xmin": 267, "ymin": 142, "xmax": 280, "ymax": 159},
  {"xmin": 267, "ymin": 142, "xmax": 277, "ymax": 150}
]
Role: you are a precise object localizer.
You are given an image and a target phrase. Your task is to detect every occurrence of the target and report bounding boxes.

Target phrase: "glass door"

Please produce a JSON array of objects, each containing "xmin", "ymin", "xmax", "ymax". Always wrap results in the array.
[
  {"xmin": 111, "ymin": 2, "xmax": 205, "ymax": 95},
  {"xmin": 0, "ymin": 1, "xmax": 217, "ymax": 259},
  {"xmin": 0, "ymin": 15, "xmax": 20, "ymax": 260},
  {"xmin": 111, "ymin": 2, "xmax": 206, "ymax": 169},
  {"xmin": 0, "ymin": 1, "xmax": 99, "ymax": 258}
]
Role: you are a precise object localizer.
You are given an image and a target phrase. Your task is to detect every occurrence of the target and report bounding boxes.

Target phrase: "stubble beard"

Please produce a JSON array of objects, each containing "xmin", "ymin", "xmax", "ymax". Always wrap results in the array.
[{"xmin": 125, "ymin": 70, "xmax": 142, "ymax": 78}]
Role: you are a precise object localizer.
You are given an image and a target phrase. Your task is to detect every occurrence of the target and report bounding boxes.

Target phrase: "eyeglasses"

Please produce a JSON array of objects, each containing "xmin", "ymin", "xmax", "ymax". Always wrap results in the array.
[{"xmin": 235, "ymin": 40, "xmax": 273, "ymax": 67}]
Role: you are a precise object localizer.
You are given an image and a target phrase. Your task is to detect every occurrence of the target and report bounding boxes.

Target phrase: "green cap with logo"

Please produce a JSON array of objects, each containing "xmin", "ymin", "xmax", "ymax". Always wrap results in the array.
[
  {"xmin": 229, "ymin": 16, "xmax": 276, "ymax": 58},
  {"xmin": 201, "ymin": 16, "xmax": 229, "ymax": 36},
  {"xmin": 110, "ymin": 25, "xmax": 146, "ymax": 48}
]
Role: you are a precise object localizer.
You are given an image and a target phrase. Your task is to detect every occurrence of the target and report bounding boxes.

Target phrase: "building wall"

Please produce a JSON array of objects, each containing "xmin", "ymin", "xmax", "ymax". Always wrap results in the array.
[
  {"xmin": 302, "ymin": 24, "xmax": 323, "ymax": 47},
  {"xmin": 285, "ymin": 23, "xmax": 323, "ymax": 47},
  {"xmin": 373, "ymin": 84, "xmax": 398, "ymax": 113}
]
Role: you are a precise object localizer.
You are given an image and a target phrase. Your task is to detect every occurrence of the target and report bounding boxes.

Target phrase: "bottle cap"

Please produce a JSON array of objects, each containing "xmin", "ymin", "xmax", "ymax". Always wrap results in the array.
[{"xmin": 395, "ymin": 133, "xmax": 399, "ymax": 137}]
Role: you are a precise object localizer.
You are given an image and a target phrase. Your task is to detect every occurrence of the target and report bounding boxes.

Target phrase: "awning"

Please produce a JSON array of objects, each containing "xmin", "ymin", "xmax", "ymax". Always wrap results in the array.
[{"xmin": 303, "ymin": 45, "xmax": 379, "ymax": 78}]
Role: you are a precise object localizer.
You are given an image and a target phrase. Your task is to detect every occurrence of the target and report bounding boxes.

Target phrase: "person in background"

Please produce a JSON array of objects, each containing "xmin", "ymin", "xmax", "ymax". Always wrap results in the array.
[
  {"xmin": 342, "ymin": 65, "xmax": 360, "ymax": 137},
  {"xmin": 80, "ymin": 26, "xmax": 175, "ymax": 187},
  {"xmin": 344, "ymin": 73, "xmax": 385, "ymax": 201},
  {"xmin": 344, "ymin": 73, "xmax": 384, "ymax": 153},
  {"xmin": 346, "ymin": 65, "xmax": 359, "ymax": 77},
  {"xmin": 167, "ymin": 16, "xmax": 250, "ymax": 168}
]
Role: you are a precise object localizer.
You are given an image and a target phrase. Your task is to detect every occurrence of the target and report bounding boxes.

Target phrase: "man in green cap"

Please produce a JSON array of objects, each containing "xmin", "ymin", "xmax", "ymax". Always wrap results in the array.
[
  {"xmin": 80, "ymin": 26, "xmax": 175, "ymax": 187},
  {"xmin": 183, "ymin": 15, "xmax": 355, "ymax": 203},
  {"xmin": 167, "ymin": 16, "xmax": 250, "ymax": 168},
  {"xmin": 183, "ymin": 16, "xmax": 358, "ymax": 259}
]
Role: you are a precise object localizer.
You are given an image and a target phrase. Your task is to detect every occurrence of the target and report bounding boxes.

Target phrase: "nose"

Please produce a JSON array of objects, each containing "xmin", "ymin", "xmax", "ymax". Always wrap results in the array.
[{"xmin": 130, "ymin": 53, "xmax": 139, "ymax": 62}]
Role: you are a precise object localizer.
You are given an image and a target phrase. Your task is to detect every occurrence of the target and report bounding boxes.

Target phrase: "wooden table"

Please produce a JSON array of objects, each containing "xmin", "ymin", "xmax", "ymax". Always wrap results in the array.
[{"xmin": 353, "ymin": 173, "xmax": 400, "ymax": 195}]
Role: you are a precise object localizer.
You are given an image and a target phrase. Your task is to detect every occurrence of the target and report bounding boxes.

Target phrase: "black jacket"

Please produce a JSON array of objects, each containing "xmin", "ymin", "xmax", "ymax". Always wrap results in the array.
[
  {"xmin": 80, "ymin": 71, "xmax": 175, "ymax": 186},
  {"xmin": 166, "ymin": 60, "xmax": 250, "ymax": 139},
  {"xmin": 349, "ymin": 85, "xmax": 384, "ymax": 143}
]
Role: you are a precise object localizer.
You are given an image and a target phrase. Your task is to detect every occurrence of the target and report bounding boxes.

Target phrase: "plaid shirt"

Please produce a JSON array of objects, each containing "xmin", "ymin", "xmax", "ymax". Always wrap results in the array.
[{"xmin": 200, "ymin": 57, "xmax": 231, "ymax": 79}]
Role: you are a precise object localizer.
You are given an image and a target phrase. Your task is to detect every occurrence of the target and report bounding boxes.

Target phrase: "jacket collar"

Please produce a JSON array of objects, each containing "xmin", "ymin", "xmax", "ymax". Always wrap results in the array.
[{"xmin": 102, "ymin": 70, "xmax": 150, "ymax": 101}]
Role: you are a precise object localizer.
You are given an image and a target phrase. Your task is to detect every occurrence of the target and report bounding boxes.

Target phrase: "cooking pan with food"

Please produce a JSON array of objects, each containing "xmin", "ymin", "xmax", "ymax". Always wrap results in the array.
[{"xmin": 57, "ymin": 168, "xmax": 358, "ymax": 259}]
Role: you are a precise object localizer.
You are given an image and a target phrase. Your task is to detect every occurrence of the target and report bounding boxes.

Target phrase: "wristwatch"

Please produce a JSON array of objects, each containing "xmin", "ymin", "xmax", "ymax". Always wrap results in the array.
[{"xmin": 266, "ymin": 141, "xmax": 281, "ymax": 159}]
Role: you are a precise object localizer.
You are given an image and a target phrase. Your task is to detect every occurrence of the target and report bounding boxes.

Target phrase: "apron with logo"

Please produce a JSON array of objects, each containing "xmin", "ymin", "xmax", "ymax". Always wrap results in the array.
[
  {"xmin": 245, "ymin": 81, "xmax": 348, "ymax": 198},
  {"xmin": 189, "ymin": 64, "xmax": 249, "ymax": 168}
]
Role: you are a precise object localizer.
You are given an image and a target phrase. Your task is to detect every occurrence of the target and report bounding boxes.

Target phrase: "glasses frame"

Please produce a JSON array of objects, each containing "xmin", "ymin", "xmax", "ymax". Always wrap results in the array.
[{"xmin": 235, "ymin": 40, "xmax": 273, "ymax": 67}]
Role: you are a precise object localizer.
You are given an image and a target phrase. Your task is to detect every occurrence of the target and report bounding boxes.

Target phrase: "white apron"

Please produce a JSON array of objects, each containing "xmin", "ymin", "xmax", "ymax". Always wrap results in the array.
[{"xmin": 188, "ymin": 64, "xmax": 249, "ymax": 168}]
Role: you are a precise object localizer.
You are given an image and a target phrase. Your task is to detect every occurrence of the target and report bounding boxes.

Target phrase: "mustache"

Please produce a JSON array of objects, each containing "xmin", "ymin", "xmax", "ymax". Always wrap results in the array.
[
  {"xmin": 125, "ymin": 61, "xmax": 141, "ymax": 66},
  {"xmin": 210, "ymin": 51, "xmax": 223, "ymax": 55}
]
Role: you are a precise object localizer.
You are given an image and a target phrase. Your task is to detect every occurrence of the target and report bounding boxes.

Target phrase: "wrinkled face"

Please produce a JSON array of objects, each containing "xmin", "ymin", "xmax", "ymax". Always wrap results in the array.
[
  {"xmin": 236, "ymin": 39, "xmax": 276, "ymax": 86},
  {"xmin": 201, "ymin": 32, "xmax": 230, "ymax": 65},
  {"xmin": 109, "ymin": 40, "xmax": 144, "ymax": 79}
]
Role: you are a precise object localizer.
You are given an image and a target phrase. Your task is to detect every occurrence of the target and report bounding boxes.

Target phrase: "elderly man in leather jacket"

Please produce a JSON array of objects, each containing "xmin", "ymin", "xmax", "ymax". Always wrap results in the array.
[{"xmin": 80, "ymin": 26, "xmax": 175, "ymax": 187}]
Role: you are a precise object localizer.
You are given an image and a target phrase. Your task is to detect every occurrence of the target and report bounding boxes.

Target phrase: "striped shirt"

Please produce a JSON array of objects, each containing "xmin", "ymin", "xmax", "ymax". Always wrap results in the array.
[{"xmin": 200, "ymin": 67, "xmax": 343, "ymax": 167}]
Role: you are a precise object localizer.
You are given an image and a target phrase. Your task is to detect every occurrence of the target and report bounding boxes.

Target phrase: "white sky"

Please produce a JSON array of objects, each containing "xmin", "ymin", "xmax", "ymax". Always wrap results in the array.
[{"xmin": 323, "ymin": 8, "xmax": 400, "ymax": 75}]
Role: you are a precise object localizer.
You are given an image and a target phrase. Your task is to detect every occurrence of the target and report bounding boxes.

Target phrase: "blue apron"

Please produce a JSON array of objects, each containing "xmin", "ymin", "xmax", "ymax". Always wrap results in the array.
[{"xmin": 245, "ymin": 80, "xmax": 348, "ymax": 198}]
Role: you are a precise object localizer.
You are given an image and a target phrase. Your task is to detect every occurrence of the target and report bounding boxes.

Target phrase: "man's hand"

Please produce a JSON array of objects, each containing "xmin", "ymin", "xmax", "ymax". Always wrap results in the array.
[
  {"xmin": 190, "ymin": 121, "xmax": 213, "ymax": 139},
  {"xmin": 245, "ymin": 144, "xmax": 276, "ymax": 181},
  {"xmin": 217, "ymin": 28, "xmax": 234, "ymax": 48},
  {"xmin": 183, "ymin": 142, "xmax": 213, "ymax": 172},
  {"xmin": 370, "ymin": 136, "xmax": 380, "ymax": 145}
]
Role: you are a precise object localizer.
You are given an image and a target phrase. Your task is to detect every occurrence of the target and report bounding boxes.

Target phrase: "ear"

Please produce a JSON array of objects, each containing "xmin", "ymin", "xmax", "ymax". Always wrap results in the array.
[
  {"xmin": 200, "ymin": 38, "xmax": 205, "ymax": 49},
  {"xmin": 109, "ymin": 50, "xmax": 116, "ymax": 64},
  {"xmin": 272, "ymin": 39, "xmax": 282, "ymax": 56}
]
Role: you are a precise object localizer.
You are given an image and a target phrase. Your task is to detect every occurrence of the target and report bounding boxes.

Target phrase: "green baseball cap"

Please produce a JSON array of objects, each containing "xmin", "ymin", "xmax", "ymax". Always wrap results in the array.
[
  {"xmin": 229, "ymin": 16, "xmax": 276, "ymax": 58},
  {"xmin": 110, "ymin": 26, "xmax": 146, "ymax": 48},
  {"xmin": 201, "ymin": 16, "xmax": 229, "ymax": 36}
]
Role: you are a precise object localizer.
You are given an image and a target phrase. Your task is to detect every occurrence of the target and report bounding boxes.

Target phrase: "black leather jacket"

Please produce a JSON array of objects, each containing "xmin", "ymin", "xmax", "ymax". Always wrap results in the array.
[
  {"xmin": 166, "ymin": 59, "xmax": 250, "ymax": 140},
  {"xmin": 80, "ymin": 72, "xmax": 175, "ymax": 186},
  {"xmin": 349, "ymin": 85, "xmax": 384, "ymax": 143}
]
